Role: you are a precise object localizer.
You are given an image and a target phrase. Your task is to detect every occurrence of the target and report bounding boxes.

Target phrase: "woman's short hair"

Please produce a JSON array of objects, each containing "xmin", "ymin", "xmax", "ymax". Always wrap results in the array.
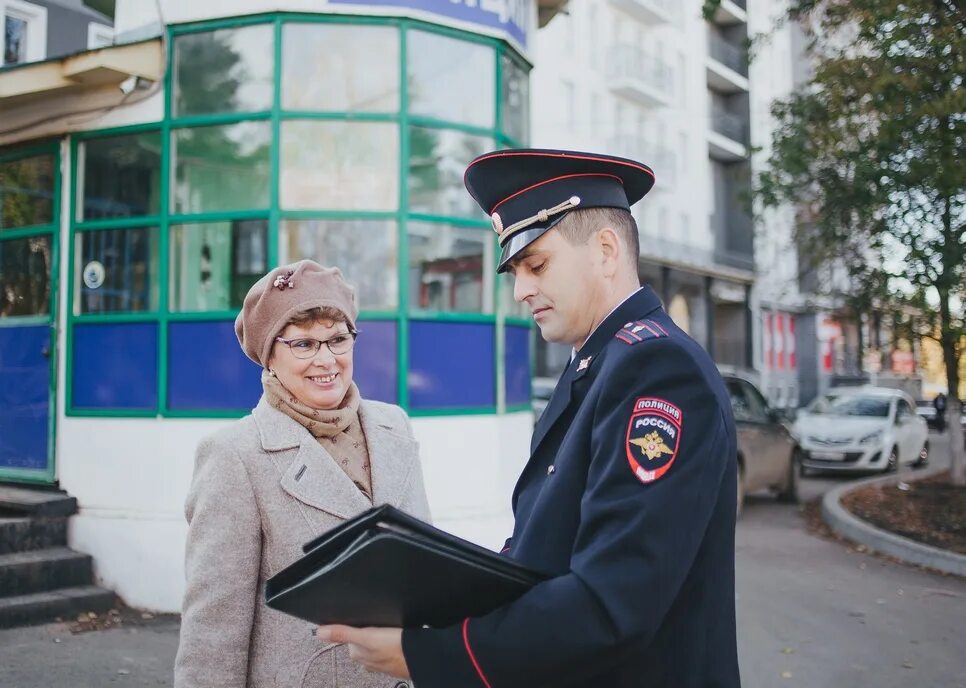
[{"xmin": 285, "ymin": 306, "xmax": 353, "ymax": 332}]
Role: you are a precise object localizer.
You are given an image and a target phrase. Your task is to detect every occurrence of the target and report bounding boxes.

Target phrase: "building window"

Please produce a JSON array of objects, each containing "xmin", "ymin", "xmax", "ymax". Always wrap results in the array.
[
  {"xmin": 74, "ymin": 227, "xmax": 159, "ymax": 315},
  {"xmin": 408, "ymin": 29, "xmax": 495, "ymax": 129},
  {"xmin": 0, "ymin": 153, "xmax": 54, "ymax": 229},
  {"xmin": 280, "ymin": 121, "xmax": 399, "ymax": 211},
  {"xmin": 66, "ymin": 15, "xmax": 531, "ymax": 416},
  {"xmin": 78, "ymin": 132, "xmax": 161, "ymax": 221},
  {"xmin": 408, "ymin": 222, "xmax": 493, "ymax": 314},
  {"xmin": 2, "ymin": 0, "xmax": 46, "ymax": 66},
  {"xmin": 409, "ymin": 127, "xmax": 491, "ymax": 218},
  {"xmin": 279, "ymin": 219, "xmax": 398, "ymax": 311},
  {"xmin": 172, "ymin": 24, "xmax": 274, "ymax": 116},
  {"xmin": 0, "ymin": 235, "xmax": 50, "ymax": 317},
  {"xmin": 282, "ymin": 23, "xmax": 399, "ymax": 113},
  {"xmin": 172, "ymin": 122, "xmax": 272, "ymax": 214}
]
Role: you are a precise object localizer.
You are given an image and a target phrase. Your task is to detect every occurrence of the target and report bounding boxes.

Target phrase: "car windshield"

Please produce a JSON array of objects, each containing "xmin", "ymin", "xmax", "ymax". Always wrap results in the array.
[{"xmin": 809, "ymin": 395, "xmax": 891, "ymax": 418}]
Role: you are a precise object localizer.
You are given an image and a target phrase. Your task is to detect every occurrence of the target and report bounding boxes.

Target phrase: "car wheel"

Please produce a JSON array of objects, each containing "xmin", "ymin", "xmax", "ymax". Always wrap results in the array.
[
  {"xmin": 885, "ymin": 447, "xmax": 899, "ymax": 473},
  {"xmin": 736, "ymin": 461, "xmax": 746, "ymax": 519},
  {"xmin": 777, "ymin": 448, "xmax": 801, "ymax": 503},
  {"xmin": 913, "ymin": 441, "xmax": 929, "ymax": 468}
]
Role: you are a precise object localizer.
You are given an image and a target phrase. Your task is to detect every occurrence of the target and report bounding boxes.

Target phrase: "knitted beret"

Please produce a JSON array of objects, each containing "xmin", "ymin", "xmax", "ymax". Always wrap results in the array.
[{"xmin": 234, "ymin": 260, "xmax": 358, "ymax": 367}]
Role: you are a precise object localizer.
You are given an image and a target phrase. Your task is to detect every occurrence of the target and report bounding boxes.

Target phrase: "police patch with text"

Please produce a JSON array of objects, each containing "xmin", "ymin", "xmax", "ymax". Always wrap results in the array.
[{"xmin": 625, "ymin": 397, "xmax": 682, "ymax": 484}]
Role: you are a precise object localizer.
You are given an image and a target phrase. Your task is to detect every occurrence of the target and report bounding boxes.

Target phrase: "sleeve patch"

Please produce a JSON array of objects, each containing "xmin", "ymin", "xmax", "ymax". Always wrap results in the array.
[
  {"xmin": 625, "ymin": 397, "xmax": 682, "ymax": 484},
  {"xmin": 615, "ymin": 319, "xmax": 669, "ymax": 345}
]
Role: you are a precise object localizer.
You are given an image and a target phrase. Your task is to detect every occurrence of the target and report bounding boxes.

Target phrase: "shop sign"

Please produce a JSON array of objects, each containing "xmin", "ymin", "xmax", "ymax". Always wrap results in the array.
[{"xmin": 329, "ymin": 0, "xmax": 531, "ymax": 48}]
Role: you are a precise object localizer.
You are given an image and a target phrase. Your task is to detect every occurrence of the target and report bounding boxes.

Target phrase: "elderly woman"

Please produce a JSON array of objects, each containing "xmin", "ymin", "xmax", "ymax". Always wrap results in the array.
[{"xmin": 174, "ymin": 260, "xmax": 430, "ymax": 688}]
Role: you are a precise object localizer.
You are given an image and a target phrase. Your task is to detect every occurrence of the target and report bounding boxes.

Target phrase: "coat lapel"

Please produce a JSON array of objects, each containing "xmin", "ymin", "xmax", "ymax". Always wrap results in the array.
[
  {"xmin": 253, "ymin": 397, "xmax": 369, "ymax": 520},
  {"xmin": 359, "ymin": 401, "xmax": 418, "ymax": 508},
  {"xmin": 528, "ymin": 287, "xmax": 665, "ymax": 459}
]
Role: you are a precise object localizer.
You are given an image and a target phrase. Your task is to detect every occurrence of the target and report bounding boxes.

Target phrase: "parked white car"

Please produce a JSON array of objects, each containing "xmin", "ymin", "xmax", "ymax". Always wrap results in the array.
[{"xmin": 793, "ymin": 387, "xmax": 929, "ymax": 474}]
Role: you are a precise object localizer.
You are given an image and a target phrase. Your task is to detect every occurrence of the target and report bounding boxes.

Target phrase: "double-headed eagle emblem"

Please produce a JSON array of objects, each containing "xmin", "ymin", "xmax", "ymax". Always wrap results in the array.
[{"xmin": 629, "ymin": 432, "xmax": 674, "ymax": 461}]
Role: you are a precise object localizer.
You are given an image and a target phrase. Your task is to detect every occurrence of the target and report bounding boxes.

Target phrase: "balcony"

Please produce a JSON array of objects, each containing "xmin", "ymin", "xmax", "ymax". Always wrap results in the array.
[
  {"xmin": 606, "ymin": 45, "xmax": 673, "ymax": 108},
  {"xmin": 607, "ymin": 0, "xmax": 677, "ymax": 25},
  {"xmin": 607, "ymin": 135, "xmax": 676, "ymax": 188},
  {"xmin": 709, "ymin": 0, "xmax": 748, "ymax": 26},
  {"xmin": 537, "ymin": 0, "xmax": 570, "ymax": 27},
  {"xmin": 708, "ymin": 104, "xmax": 749, "ymax": 161},
  {"xmin": 706, "ymin": 32, "xmax": 749, "ymax": 93}
]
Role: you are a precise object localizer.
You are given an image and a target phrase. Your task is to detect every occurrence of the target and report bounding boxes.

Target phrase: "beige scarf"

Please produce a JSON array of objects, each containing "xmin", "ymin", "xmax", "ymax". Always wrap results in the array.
[{"xmin": 262, "ymin": 371, "xmax": 372, "ymax": 499}]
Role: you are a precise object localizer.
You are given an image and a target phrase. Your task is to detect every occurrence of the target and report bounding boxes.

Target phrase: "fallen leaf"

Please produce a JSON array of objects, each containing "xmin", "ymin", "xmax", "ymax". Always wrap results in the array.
[
  {"xmin": 781, "ymin": 647, "xmax": 795, "ymax": 655},
  {"xmin": 781, "ymin": 671, "xmax": 793, "ymax": 679}
]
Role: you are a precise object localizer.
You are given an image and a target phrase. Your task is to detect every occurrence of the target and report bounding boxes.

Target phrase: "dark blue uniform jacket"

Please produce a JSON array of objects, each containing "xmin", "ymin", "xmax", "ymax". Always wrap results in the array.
[{"xmin": 403, "ymin": 286, "xmax": 740, "ymax": 688}]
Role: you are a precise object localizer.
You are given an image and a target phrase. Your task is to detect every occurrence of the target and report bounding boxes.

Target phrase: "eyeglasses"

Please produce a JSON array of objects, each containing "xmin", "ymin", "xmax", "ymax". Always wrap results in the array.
[{"xmin": 275, "ymin": 331, "xmax": 358, "ymax": 359}]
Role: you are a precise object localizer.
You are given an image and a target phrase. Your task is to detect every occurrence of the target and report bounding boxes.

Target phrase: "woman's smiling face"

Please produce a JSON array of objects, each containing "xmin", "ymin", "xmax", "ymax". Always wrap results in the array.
[{"xmin": 269, "ymin": 319, "xmax": 354, "ymax": 410}]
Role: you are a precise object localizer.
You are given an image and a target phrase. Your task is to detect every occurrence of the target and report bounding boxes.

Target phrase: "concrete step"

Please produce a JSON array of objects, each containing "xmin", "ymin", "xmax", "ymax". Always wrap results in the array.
[
  {"xmin": 0, "ymin": 547, "xmax": 93, "ymax": 597},
  {"xmin": 0, "ymin": 517, "xmax": 68, "ymax": 555},
  {"xmin": 0, "ymin": 585, "xmax": 116, "ymax": 629},
  {"xmin": 0, "ymin": 485, "xmax": 76, "ymax": 518}
]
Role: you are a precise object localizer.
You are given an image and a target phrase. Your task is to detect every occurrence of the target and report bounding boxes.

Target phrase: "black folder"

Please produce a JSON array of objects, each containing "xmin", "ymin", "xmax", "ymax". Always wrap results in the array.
[{"xmin": 264, "ymin": 505, "xmax": 548, "ymax": 628}]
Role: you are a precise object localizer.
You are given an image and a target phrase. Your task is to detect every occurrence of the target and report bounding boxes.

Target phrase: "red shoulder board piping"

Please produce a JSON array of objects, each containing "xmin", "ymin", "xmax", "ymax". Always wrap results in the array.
[{"xmin": 616, "ymin": 319, "xmax": 669, "ymax": 345}]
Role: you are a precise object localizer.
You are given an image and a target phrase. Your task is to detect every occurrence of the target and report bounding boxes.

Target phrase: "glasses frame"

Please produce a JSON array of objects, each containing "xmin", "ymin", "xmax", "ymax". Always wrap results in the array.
[{"xmin": 275, "ymin": 330, "xmax": 359, "ymax": 358}]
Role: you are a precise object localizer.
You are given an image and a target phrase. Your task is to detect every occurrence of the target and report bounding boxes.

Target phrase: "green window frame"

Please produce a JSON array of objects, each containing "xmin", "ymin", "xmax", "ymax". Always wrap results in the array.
[{"xmin": 66, "ymin": 12, "xmax": 533, "ymax": 419}]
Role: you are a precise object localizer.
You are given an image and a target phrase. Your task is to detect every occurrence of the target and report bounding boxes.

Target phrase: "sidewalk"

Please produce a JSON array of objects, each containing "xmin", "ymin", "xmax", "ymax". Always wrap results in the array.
[{"xmin": 0, "ymin": 615, "xmax": 179, "ymax": 687}]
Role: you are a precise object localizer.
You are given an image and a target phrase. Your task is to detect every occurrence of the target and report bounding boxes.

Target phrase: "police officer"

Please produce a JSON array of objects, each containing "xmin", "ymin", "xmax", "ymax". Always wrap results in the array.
[{"xmin": 317, "ymin": 149, "xmax": 741, "ymax": 688}]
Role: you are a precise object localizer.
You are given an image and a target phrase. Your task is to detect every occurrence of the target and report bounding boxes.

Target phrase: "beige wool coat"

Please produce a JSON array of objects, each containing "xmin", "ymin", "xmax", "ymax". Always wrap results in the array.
[{"xmin": 174, "ymin": 396, "xmax": 431, "ymax": 688}]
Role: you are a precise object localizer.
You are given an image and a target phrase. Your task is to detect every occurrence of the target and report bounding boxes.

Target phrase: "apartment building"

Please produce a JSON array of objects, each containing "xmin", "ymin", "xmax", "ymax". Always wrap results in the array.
[{"xmin": 530, "ymin": 0, "xmax": 756, "ymax": 377}]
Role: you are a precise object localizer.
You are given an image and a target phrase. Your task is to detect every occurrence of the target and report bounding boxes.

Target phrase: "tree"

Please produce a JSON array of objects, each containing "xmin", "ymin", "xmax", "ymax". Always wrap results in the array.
[{"xmin": 755, "ymin": 0, "xmax": 965, "ymax": 484}]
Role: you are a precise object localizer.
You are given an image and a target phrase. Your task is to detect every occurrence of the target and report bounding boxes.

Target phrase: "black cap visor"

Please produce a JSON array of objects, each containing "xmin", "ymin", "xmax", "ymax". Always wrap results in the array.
[{"xmin": 497, "ymin": 212, "xmax": 572, "ymax": 273}]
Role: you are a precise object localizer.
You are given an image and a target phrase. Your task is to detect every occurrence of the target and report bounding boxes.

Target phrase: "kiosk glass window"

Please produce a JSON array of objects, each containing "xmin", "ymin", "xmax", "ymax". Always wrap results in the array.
[
  {"xmin": 408, "ymin": 127, "xmax": 491, "ymax": 218},
  {"xmin": 169, "ymin": 220, "xmax": 268, "ymax": 312},
  {"xmin": 407, "ymin": 30, "xmax": 495, "ymax": 129},
  {"xmin": 502, "ymin": 55, "xmax": 529, "ymax": 143},
  {"xmin": 172, "ymin": 122, "xmax": 271, "ymax": 214},
  {"xmin": 282, "ymin": 23, "xmax": 399, "ymax": 113},
  {"xmin": 280, "ymin": 219, "xmax": 398, "ymax": 311},
  {"xmin": 408, "ymin": 222, "xmax": 492, "ymax": 313},
  {"xmin": 0, "ymin": 154, "xmax": 54, "ymax": 230},
  {"xmin": 0, "ymin": 235, "xmax": 51, "ymax": 317},
  {"xmin": 75, "ymin": 227, "xmax": 159, "ymax": 314},
  {"xmin": 79, "ymin": 132, "xmax": 162, "ymax": 220},
  {"xmin": 173, "ymin": 24, "xmax": 274, "ymax": 116},
  {"xmin": 280, "ymin": 121, "xmax": 398, "ymax": 211}
]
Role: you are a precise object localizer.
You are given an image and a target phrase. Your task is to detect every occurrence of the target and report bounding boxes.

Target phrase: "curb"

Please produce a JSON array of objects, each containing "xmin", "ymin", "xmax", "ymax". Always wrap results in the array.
[{"xmin": 821, "ymin": 465, "xmax": 966, "ymax": 577}]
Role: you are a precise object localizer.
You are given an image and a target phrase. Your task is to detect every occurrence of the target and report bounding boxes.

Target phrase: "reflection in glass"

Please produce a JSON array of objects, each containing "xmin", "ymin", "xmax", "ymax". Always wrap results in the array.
[
  {"xmin": 170, "ymin": 220, "xmax": 267, "ymax": 312},
  {"xmin": 409, "ymin": 128, "xmax": 491, "ymax": 218},
  {"xmin": 408, "ymin": 30, "xmax": 494, "ymax": 128},
  {"xmin": 79, "ymin": 132, "xmax": 162, "ymax": 220},
  {"xmin": 408, "ymin": 222, "xmax": 492, "ymax": 313},
  {"xmin": 0, "ymin": 155, "xmax": 55, "ymax": 230},
  {"xmin": 75, "ymin": 227, "xmax": 159, "ymax": 314},
  {"xmin": 280, "ymin": 220, "xmax": 398, "ymax": 310},
  {"xmin": 173, "ymin": 24, "xmax": 273, "ymax": 116},
  {"xmin": 172, "ymin": 122, "xmax": 271, "ymax": 214},
  {"xmin": 502, "ymin": 55, "xmax": 530, "ymax": 143},
  {"xmin": 4, "ymin": 15, "xmax": 27, "ymax": 65},
  {"xmin": 282, "ymin": 24, "xmax": 399, "ymax": 112},
  {"xmin": 280, "ymin": 121, "xmax": 398, "ymax": 210},
  {"xmin": 0, "ymin": 236, "xmax": 51, "ymax": 317}
]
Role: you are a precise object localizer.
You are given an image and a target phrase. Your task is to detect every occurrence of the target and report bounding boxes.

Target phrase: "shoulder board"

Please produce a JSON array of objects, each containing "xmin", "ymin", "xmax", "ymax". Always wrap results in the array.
[{"xmin": 615, "ymin": 319, "xmax": 669, "ymax": 345}]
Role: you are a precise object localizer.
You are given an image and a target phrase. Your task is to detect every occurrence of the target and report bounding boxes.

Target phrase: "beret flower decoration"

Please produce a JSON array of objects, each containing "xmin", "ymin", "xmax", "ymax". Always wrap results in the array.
[{"xmin": 273, "ymin": 271, "xmax": 295, "ymax": 290}]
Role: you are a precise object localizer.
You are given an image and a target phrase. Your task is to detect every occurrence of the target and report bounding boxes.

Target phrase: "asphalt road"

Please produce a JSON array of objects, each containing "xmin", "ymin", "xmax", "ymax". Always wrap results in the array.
[{"xmin": 1, "ymin": 432, "xmax": 963, "ymax": 687}]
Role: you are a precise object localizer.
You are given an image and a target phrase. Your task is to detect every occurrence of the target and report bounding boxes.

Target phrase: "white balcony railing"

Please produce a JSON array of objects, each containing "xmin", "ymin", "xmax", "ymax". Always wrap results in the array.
[
  {"xmin": 606, "ymin": 45, "xmax": 674, "ymax": 107},
  {"xmin": 607, "ymin": 0, "xmax": 679, "ymax": 25}
]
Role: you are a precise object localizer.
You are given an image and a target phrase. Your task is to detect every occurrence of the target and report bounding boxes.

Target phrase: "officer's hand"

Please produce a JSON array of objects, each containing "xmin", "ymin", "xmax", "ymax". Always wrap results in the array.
[{"xmin": 316, "ymin": 625, "xmax": 410, "ymax": 678}]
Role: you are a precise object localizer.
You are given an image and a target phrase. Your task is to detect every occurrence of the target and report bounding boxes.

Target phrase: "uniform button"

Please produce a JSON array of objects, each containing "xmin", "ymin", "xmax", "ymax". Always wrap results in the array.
[{"xmin": 547, "ymin": 465, "xmax": 555, "ymax": 475}]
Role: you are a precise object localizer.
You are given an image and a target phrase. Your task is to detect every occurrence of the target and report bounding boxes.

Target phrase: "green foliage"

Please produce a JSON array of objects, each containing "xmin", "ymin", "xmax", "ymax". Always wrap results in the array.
[
  {"xmin": 756, "ymin": 0, "xmax": 966, "ymax": 402},
  {"xmin": 703, "ymin": 0, "xmax": 724, "ymax": 22}
]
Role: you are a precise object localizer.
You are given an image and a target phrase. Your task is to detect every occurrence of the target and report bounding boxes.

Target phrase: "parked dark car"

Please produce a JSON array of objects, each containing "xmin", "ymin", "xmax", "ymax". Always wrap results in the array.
[{"xmin": 720, "ymin": 371, "xmax": 800, "ymax": 517}]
